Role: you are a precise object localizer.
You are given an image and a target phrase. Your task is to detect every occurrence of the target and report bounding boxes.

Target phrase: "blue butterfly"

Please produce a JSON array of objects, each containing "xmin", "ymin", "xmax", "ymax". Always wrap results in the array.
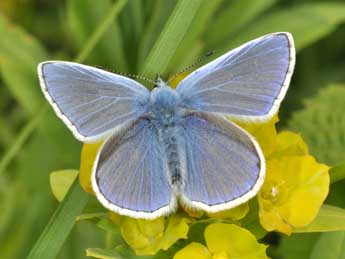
[{"xmin": 38, "ymin": 32, "xmax": 295, "ymax": 219}]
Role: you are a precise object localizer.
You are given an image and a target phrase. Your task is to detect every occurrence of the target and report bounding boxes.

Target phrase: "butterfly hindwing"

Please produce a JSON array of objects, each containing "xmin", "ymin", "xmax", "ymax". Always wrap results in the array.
[
  {"xmin": 179, "ymin": 112, "xmax": 265, "ymax": 212},
  {"xmin": 176, "ymin": 32, "xmax": 295, "ymax": 121},
  {"xmin": 92, "ymin": 118, "xmax": 176, "ymax": 219},
  {"xmin": 38, "ymin": 61, "xmax": 150, "ymax": 142}
]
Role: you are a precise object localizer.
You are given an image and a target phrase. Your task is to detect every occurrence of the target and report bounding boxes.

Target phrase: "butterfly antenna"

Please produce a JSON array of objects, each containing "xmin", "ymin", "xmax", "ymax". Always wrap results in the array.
[
  {"xmin": 95, "ymin": 65, "xmax": 155, "ymax": 84},
  {"xmin": 167, "ymin": 50, "xmax": 214, "ymax": 83}
]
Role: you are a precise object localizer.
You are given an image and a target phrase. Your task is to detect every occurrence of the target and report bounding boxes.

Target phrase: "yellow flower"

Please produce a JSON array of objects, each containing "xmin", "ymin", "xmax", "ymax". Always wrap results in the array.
[
  {"xmin": 207, "ymin": 203, "xmax": 249, "ymax": 220},
  {"xmin": 240, "ymin": 116, "xmax": 330, "ymax": 235},
  {"xmin": 79, "ymin": 141, "xmax": 103, "ymax": 194},
  {"xmin": 258, "ymin": 155, "xmax": 329, "ymax": 235},
  {"xmin": 110, "ymin": 213, "xmax": 189, "ymax": 255},
  {"xmin": 174, "ymin": 223, "xmax": 268, "ymax": 259},
  {"xmin": 236, "ymin": 114, "xmax": 279, "ymax": 156}
]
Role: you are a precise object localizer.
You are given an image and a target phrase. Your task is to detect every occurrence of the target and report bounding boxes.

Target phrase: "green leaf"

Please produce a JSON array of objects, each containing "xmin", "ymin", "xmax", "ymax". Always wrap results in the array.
[
  {"xmin": 50, "ymin": 170, "xmax": 79, "ymax": 202},
  {"xmin": 293, "ymin": 205, "xmax": 345, "ymax": 233},
  {"xmin": 27, "ymin": 180, "xmax": 90, "ymax": 259},
  {"xmin": 128, "ymin": 0, "xmax": 144, "ymax": 43},
  {"xmin": 0, "ymin": 15, "xmax": 48, "ymax": 114},
  {"xmin": 330, "ymin": 164, "xmax": 345, "ymax": 184},
  {"xmin": 205, "ymin": 0, "xmax": 276, "ymax": 48},
  {"xmin": 168, "ymin": 0, "xmax": 223, "ymax": 71},
  {"xmin": 138, "ymin": 1, "xmax": 175, "ymax": 67},
  {"xmin": 141, "ymin": 0, "xmax": 203, "ymax": 82},
  {"xmin": 86, "ymin": 248, "xmax": 125, "ymax": 259},
  {"xmin": 310, "ymin": 231, "xmax": 345, "ymax": 259},
  {"xmin": 86, "ymin": 246, "xmax": 155, "ymax": 259},
  {"xmin": 288, "ymin": 85, "xmax": 345, "ymax": 165},
  {"xmin": 220, "ymin": 3, "xmax": 345, "ymax": 53},
  {"xmin": 277, "ymin": 233, "xmax": 320, "ymax": 259},
  {"xmin": 67, "ymin": 0, "xmax": 128, "ymax": 69}
]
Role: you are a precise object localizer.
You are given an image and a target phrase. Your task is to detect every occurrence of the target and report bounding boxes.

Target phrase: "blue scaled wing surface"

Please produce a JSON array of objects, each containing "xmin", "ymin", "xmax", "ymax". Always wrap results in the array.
[
  {"xmin": 176, "ymin": 33, "xmax": 295, "ymax": 121},
  {"xmin": 92, "ymin": 118, "xmax": 175, "ymax": 219},
  {"xmin": 179, "ymin": 112, "xmax": 265, "ymax": 212},
  {"xmin": 38, "ymin": 61, "xmax": 150, "ymax": 142}
]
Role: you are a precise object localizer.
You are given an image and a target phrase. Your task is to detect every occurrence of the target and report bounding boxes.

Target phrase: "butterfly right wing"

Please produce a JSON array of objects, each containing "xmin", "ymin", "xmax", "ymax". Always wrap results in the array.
[
  {"xmin": 38, "ymin": 61, "xmax": 150, "ymax": 142},
  {"xmin": 176, "ymin": 33, "xmax": 295, "ymax": 122},
  {"xmin": 179, "ymin": 112, "xmax": 265, "ymax": 212},
  {"xmin": 92, "ymin": 118, "xmax": 176, "ymax": 219}
]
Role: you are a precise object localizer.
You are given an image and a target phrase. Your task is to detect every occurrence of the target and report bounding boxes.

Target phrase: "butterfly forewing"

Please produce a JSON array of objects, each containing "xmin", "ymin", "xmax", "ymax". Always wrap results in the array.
[
  {"xmin": 92, "ymin": 118, "xmax": 175, "ymax": 219},
  {"xmin": 179, "ymin": 113, "xmax": 264, "ymax": 212},
  {"xmin": 38, "ymin": 61, "xmax": 150, "ymax": 142},
  {"xmin": 176, "ymin": 33, "xmax": 295, "ymax": 121}
]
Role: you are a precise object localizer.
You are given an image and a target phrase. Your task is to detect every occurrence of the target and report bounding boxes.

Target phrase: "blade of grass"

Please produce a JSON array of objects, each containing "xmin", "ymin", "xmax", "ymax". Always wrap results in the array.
[
  {"xmin": 137, "ymin": 0, "xmax": 175, "ymax": 67},
  {"xmin": 141, "ymin": 0, "xmax": 203, "ymax": 83},
  {"xmin": 205, "ymin": 0, "xmax": 276, "ymax": 48},
  {"xmin": 219, "ymin": 2, "xmax": 345, "ymax": 54},
  {"xmin": 0, "ymin": 106, "xmax": 47, "ymax": 176},
  {"xmin": 67, "ymin": 0, "xmax": 128, "ymax": 70},
  {"xmin": 168, "ymin": 0, "xmax": 223, "ymax": 71},
  {"xmin": 128, "ymin": 0, "xmax": 143, "ymax": 43},
  {"xmin": 27, "ymin": 180, "xmax": 89, "ymax": 259},
  {"xmin": 75, "ymin": 0, "xmax": 128, "ymax": 63}
]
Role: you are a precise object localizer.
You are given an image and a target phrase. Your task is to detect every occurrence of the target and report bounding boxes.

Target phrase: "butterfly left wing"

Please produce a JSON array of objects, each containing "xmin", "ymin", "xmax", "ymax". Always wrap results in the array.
[
  {"xmin": 38, "ymin": 61, "xmax": 150, "ymax": 142},
  {"xmin": 92, "ymin": 118, "xmax": 176, "ymax": 219},
  {"xmin": 176, "ymin": 33, "xmax": 295, "ymax": 121},
  {"xmin": 179, "ymin": 112, "xmax": 265, "ymax": 212}
]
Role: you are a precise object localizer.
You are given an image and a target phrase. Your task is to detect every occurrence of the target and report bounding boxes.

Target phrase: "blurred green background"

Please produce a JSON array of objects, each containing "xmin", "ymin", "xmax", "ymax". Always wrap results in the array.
[{"xmin": 0, "ymin": 0, "xmax": 345, "ymax": 258}]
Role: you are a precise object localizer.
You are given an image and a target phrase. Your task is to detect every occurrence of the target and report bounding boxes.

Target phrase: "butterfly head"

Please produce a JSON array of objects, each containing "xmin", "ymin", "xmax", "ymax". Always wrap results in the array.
[
  {"xmin": 151, "ymin": 77, "xmax": 179, "ymax": 113},
  {"xmin": 154, "ymin": 75, "xmax": 168, "ymax": 88}
]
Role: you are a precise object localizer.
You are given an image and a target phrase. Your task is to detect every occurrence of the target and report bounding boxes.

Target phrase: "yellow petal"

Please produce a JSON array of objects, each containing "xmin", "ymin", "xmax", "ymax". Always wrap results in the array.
[
  {"xmin": 50, "ymin": 170, "xmax": 79, "ymax": 201},
  {"xmin": 79, "ymin": 141, "xmax": 103, "ymax": 194},
  {"xmin": 205, "ymin": 223, "xmax": 268, "ymax": 259},
  {"xmin": 120, "ymin": 217, "xmax": 165, "ymax": 255},
  {"xmin": 213, "ymin": 251, "xmax": 230, "ymax": 259},
  {"xmin": 207, "ymin": 203, "xmax": 249, "ymax": 220},
  {"xmin": 280, "ymin": 156, "xmax": 329, "ymax": 227},
  {"xmin": 120, "ymin": 214, "xmax": 189, "ymax": 255},
  {"xmin": 160, "ymin": 214, "xmax": 190, "ymax": 250},
  {"xmin": 168, "ymin": 71, "xmax": 190, "ymax": 88},
  {"xmin": 269, "ymin": 131, "xmax": 309, "ymax": 158},
  {"xmin": 174, "ymin": 242, "xmax": 212, "ymax": 259},
  {"xmin": 236, "ymin": 114, "xmax": 279, "ymax": 156},
  {"xmin": 258, "ymin": 206, "xmax": 293, "ymax": 235},
  {"xmin": 258, "ymin": 156, "xmax": 329, "ymax": 234}
]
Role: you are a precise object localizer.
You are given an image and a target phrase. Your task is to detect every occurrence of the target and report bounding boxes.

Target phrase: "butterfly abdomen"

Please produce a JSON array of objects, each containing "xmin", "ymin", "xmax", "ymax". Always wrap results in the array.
[{"xmin": 157, "ymin": 120, "xmax": 183, "ymax": 189}]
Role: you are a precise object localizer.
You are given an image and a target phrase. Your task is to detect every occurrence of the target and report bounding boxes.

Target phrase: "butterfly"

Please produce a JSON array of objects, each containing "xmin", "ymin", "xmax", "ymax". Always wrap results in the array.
[{"xmin": 38, "ymin": 32, "xmax": 295, "ymax": 219}]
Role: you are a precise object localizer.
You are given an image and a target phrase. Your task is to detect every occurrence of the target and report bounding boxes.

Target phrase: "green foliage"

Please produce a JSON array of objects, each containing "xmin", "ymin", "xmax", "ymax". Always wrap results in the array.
[
  {"xmin": 288, "ymin": 85, "xmax": 345, "ymax": 165},
  {"xmin": 141, "ymin": 0, "xmax": 203, "ymax": 81},
  {"xmin": 0, "ymin": 15, "xmax": 47, "ymax": 114},
  {"xmin": 27, "ymin": 180, "xmax": 90, "ymax": 259},
  {"xmin": 278, "ymin": 233, "xmax": 320, "ymax": 259},
  {"xmin": 330, "ymin": 163, "xmax": 345, "ymax": 184},
  {"xmin": 0, "ymin": 0, "xmax": 345, "ymax": 258},
  {"xmin": 67, "ymin": 0, "xmax": 128, "ymax": 68},
  {"xmin": 218, "ymin": 2, "xmax": 345, "ymax": 53},
  {"xmin": 310, "ymin": 231, "xmax": 345, "ymax": 259},
  {"xmin": 293, "ymin": 205, "xmax": 345, "ymax": 233}
]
